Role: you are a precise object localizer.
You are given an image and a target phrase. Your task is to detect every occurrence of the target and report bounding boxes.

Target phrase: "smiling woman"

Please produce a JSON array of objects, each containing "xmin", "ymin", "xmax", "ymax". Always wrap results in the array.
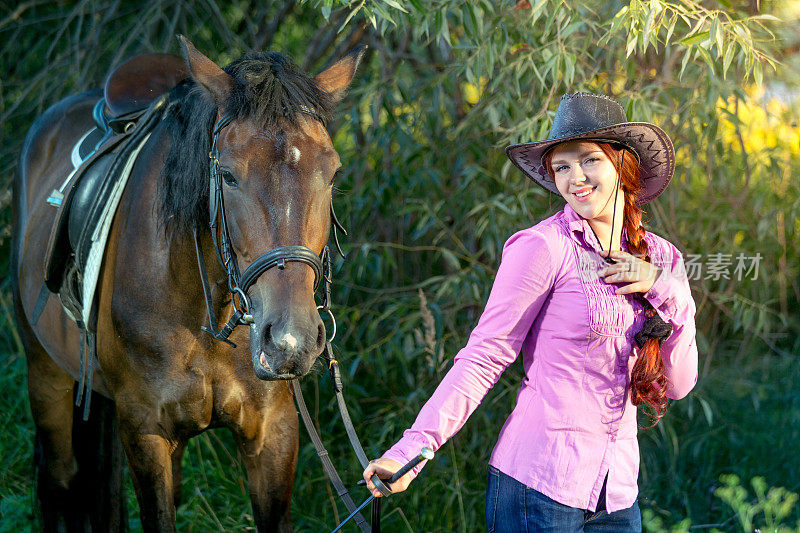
[
  {"xmin": 362, "ymin": 92, "xmax": 698, "ymax": 532},
  {"xmin": 546, "ymin": 141, "xmax": 639, "ymax": 253}
]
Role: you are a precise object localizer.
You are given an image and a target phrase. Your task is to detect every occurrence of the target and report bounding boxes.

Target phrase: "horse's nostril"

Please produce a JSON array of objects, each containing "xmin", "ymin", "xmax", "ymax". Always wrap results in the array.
[
  {"xmin": 317, "ymin": 321, "xmax": 325, "ymax": 348},
  {"xmin": 261, "ymin": 323, "xmax": 272, "ymax": 348}
]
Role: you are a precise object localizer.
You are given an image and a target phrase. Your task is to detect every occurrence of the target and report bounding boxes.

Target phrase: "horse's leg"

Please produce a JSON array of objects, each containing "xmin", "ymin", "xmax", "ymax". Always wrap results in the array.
[
  {"xmin": 118, "ymin": 414, "xmax": 177, "ymax": 532},
  {"xmin": 72, "ymin": 391, "xmax": 129, "ymax": 532},
  {"xmin": 236, "ymin": 393, "xmax": 299, "ymax": 533},
  {"xmin": 26, "ymin": 343, "xmax": 82, "ymax": 532},
  {"xmin": 26, "ymin": 342, "xmax": 130, "ymax": 531},
  {"xmin": 171, "ymin": 441, "xmax": 186, "ymax": 508}
]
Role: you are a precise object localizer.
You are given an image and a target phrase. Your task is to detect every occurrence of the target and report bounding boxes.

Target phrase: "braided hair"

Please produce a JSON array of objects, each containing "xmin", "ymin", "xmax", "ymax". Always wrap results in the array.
[{"xmin": 546, "ymin": 142, "xmax": 673, "ymax": 427}]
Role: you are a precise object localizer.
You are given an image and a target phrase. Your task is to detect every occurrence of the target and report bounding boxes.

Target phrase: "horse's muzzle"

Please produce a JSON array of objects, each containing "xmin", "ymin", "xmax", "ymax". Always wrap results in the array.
[{"xmin": 249, "ymin": 318, "xmax": 324, "ymax": 380}]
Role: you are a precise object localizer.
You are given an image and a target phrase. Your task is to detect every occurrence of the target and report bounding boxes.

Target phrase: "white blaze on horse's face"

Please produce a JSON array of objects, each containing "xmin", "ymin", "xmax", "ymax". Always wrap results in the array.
[{"xmin": 289, "ymin": 146, "xmax": 301, "ymax": 164}]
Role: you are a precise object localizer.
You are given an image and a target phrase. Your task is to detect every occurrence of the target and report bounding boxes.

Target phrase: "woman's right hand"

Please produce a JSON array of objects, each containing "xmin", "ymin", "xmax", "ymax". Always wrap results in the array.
[{"xmin": 362, "ymin": 458, "xmax": 409, "ymax": 497}]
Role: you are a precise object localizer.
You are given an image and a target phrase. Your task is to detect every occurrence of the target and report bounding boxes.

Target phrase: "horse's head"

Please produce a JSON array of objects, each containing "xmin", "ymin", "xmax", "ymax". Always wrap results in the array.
[{"xmin": 178, "ymin": 37, "xmax": 364, "ymax": 380}]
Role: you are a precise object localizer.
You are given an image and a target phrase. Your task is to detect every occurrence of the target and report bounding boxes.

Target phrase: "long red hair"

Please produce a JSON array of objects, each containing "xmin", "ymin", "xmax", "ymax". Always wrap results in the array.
[{"xmin": 545, "ymin": 142, "xmax": 668, "ymax": 427}]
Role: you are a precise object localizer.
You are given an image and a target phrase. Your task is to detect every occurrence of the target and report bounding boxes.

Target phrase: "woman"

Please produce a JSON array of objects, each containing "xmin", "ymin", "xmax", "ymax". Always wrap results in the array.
[{"xmin": 363, "ymin": 93, "xmax": 698, "ymax": 531}]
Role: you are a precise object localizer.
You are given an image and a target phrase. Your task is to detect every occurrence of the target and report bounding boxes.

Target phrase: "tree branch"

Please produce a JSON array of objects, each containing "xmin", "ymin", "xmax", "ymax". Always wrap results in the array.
[{"xmin": 253, "ymin": 0, "xmax": 296, "ymax": 51}]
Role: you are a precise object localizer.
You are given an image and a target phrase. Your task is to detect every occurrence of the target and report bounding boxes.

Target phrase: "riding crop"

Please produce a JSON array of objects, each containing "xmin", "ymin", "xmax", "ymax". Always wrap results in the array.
[{"xmin": 331, "ymin": 447, "xmax": 434, "ymax": 533}]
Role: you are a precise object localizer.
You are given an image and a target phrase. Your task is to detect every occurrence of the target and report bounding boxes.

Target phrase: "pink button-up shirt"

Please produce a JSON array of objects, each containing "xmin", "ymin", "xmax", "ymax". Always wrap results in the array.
[{"xmin": 382, "ymin": 202, "xmax": 698, "ymax": 513}]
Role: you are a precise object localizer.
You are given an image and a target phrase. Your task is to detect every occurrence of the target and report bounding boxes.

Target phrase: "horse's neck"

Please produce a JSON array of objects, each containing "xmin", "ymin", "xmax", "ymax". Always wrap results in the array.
[{"xmin": 127, "ymin": 126, "xmax": 228, "ymax": 316}]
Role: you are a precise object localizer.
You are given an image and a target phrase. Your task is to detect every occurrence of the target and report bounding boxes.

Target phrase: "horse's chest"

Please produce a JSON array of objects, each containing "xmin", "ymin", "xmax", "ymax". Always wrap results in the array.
[{"xmin": 207, "ymin": 367, "xmax": 288, "ymax": 421}]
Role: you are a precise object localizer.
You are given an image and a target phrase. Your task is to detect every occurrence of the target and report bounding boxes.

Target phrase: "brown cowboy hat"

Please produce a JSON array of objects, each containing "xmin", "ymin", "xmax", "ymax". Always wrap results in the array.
[{"xmin": 505, "ymin": 92, "xmax": 675, "ymax": 205}]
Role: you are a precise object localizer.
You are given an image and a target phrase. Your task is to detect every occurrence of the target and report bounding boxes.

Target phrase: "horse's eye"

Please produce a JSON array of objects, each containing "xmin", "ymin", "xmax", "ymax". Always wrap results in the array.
[
  {"xmin": 221, "ymin": 170, "xmax": 238, "ymax": 188},
  {"xmin": 331, "ymin": 169, "xmax": 342, "ymax": 184}
]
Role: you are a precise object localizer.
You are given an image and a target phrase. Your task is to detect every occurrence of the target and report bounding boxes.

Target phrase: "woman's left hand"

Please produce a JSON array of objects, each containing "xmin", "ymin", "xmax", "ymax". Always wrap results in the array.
[{"xmin": 597, "ymin": 250, "xmax": 662, "ymax": 295}]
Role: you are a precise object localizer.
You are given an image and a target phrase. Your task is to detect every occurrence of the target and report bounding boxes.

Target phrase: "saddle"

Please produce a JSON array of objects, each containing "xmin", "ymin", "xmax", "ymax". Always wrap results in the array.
[
  {"xmin": 34, "ymin": 53, "xmax": 186, "ymax": 420},
  {"xmin": 40, "ymin": 53, "xmax": 187, "ymax": 329}
]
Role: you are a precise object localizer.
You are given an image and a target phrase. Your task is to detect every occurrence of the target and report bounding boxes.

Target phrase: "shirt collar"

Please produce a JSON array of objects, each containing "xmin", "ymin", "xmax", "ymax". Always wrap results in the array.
[{"xmin": 562, "ymin": 202, "xmax": 628, "ymax": 248}]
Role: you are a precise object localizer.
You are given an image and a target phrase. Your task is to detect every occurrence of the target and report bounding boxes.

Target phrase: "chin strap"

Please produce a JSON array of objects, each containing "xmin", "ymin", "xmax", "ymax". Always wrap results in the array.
[{"xmin": 592, "ymin": 149, "xmax": 673, "ymax": 347}]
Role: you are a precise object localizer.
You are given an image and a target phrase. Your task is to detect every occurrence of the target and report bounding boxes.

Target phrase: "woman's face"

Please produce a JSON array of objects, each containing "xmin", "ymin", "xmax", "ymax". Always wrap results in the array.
[{"xmin": 549, "ymin": 141, "xmax": 623, "ymax": 223}]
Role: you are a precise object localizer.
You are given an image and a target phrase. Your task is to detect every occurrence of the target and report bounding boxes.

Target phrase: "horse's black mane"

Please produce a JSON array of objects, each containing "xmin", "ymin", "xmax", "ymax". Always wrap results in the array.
[{"xmin": 159, "ymin": 51, "xmax": 336, "ymax": 235}]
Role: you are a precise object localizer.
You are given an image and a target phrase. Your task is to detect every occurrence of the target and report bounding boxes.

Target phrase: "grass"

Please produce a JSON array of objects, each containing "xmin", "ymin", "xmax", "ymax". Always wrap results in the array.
[{"xmin": 1, "ymin": 324, "xmax": 798, "ymax": 531}]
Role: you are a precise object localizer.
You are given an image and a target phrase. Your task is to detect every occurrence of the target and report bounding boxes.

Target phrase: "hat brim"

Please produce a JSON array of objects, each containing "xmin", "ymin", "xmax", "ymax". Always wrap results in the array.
[{"xmin": 506, "ymin": 122, "xmax": 675, "ymax": 205}]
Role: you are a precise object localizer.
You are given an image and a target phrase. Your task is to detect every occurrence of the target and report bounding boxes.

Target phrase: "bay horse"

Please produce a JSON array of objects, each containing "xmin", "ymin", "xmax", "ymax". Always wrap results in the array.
[{"xmin": 11, "ymin": 37, "xmax": 364, "ymax": 531}]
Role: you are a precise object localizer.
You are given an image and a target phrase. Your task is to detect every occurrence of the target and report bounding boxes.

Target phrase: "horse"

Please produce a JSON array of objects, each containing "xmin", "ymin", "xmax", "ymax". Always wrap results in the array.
[{"xmin": 11, "ymin": 36, "xmax": 364, "ymax": 532}]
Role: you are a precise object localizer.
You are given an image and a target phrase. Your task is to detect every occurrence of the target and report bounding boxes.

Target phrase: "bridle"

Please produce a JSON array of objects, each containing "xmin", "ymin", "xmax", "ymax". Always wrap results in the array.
[
  {"xmin": 193, "ymin": 109, "xmax": 395, "ymax": 532},
  {"xmin": 194, "ymin": 110, "xmax": 347, "ymax": 347}
]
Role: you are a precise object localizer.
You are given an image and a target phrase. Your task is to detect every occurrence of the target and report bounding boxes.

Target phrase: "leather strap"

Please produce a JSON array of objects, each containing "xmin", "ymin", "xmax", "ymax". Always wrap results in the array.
[
  {"xmin": 193, "ymin": 227, "xmax": 236, "ymax": 348},
  {"xmin": 292, "ymin": 378, "xmax": 371, "ymax": 533},
  {"xmin": 330, "ymin": 199, "xmax": 347, "ymax": 259},
  {"xmin": 239, "ymin": 246, "xmax": 323, "ymax": 293},
  {"xmin": 325, "ymin": 344, "xmax": 391, "ymax": 502},
  {"xmin": 31, "ymin": 283, "xmax": 50, "ymax": 325}
]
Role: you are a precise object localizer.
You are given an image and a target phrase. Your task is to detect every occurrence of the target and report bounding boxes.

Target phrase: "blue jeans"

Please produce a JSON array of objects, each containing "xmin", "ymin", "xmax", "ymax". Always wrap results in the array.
[{"xmin": 485, "ymin": 466, "xmax": 642, "ymax": 532}]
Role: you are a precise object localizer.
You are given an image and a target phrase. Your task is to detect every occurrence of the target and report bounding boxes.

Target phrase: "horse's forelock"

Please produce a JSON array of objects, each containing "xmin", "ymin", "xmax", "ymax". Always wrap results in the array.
[
  {"xmin": 224, "ymin": 51, "xmax": 335, "ymax": 127},
  {"xmin": 158, "ymin": 51, "xmax": 335, "ymax": 237}
]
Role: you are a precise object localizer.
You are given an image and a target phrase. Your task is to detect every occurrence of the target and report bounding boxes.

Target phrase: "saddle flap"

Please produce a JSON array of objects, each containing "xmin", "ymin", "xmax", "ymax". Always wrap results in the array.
[
  {"xmin": 104, "ymin": 53, "xmax": 188, "ymax": 116},
  {"xmin": 44, "ymin": 131, "xmax": 127, "ymax": 292}
]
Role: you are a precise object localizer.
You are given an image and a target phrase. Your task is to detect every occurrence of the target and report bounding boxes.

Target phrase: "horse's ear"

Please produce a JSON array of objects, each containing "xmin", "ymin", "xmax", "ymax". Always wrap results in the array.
[
  {"xmin": 314, "ymin": 45, "xmax": 367, "ymax": 102},
  {"xmin": 177, "ymin": 35, "xmax": 233, "ymax": 107}
]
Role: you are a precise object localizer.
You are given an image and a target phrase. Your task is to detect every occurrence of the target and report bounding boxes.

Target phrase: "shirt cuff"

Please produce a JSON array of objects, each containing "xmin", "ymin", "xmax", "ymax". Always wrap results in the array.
[
  {"xmin": 643, "ymin": 267, "xmax": 686, "ymax": 323},
  {"xmin": 380, "ymin": 435, "xmax": 433, "ymax": 481}
]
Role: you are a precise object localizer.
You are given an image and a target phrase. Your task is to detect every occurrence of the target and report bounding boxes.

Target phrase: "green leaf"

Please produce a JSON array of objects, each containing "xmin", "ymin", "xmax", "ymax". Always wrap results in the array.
[
  {"xmin": 642, "ymin": 2, "xmax": 657, "ymax": 50},
  {"xmin": 664, "ymin": 12, "xmax": 677, "ymax": 45},
  {"xmin": 564, "ymin": 52, "xmax": 576, "ymax": 86},
  {"xmin": 601, "ymin": 5, "xmax": 629, "ymax": 45},
  {"xmin": 748, "ymin": 14, "xmax": 781, "ymax": 22},
  {"xmin": 712, "ymin": 18, "xmax": 723, "ymax": 53},
  {"xmin": 754, "ymin": 61, "xmax": 763, "ymax": 87},
  {"xmin": 381, "ymin": 0, "xmax": 409, "ymax": 14},
  {"xmin": 486, "ymin": 105, "xmax": 499, "ymax": 129},
  {"xmin": 679, "ymin": 48, "xmax": 692, "ymax": 80},
  {"xmin": 531, "ymin": 0, "xmax": 549, "ymax": 25},
  {"xmin": 561, "ymin": 21, "xmax": 581, "ymax": 40},
  {"xmin": 680, "ymin": 30, "xmax": 709, "ymax": 46},
  {"xmin": 697, "ymin": 47, "xmax": 714, "ymax": 72},
  {"xmin": 439, "ymin": 249, "xmax": 460, "ymax": 271},
  {"xmin": 698, "ymin": 396, "xmax": 714, "ymax": 425},
  {"xmin": 338, "ymin": 3, "xmax": 364, "ymax": 32},
  {"xmin": 372, "ymin": 2, "xmax": 395, "ymax": 28},
  {"xmin": 626, "ymin": 34, "xmax": 637, "ymax": 58},
  {"xmin": 463, "ymin": 4, "xmax": 479, "ymax": 39},
  {"xmin": 722, "ymin": 44, "xmax": 734, "ymax": 78},
  {"xmin": 543, "ymin": 3, "xmax": 559, "ymax": 35}
]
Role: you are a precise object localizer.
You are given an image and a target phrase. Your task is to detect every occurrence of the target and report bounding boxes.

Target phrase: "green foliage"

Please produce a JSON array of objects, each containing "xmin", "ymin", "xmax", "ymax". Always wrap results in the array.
[
  {"xmin": 2, "ymin": 0, "xmax": 799, "ymax": 531},
  {"xmin": 714, "ymin": 474, "xmax": 800, "ymax": 533}
]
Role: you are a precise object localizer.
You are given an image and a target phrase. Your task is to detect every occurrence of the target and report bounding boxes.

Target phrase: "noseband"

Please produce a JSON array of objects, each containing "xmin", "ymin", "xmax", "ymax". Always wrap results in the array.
[{"xmin": 194, "ymin": 111, "xmax": 345, "ymax": 347}]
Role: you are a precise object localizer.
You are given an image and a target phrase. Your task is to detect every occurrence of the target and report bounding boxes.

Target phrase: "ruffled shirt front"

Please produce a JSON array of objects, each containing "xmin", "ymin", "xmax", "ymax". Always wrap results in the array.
[{"xmin": 381, "ymin": 202, "xmax": 698, "ymax": 513}]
